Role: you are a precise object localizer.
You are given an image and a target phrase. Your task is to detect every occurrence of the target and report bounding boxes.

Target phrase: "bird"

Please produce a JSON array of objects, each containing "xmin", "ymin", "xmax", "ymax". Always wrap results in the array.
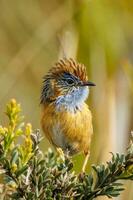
[{"xmin": 40, "ymin": 58, "xmax": 95, "ymax": 172}]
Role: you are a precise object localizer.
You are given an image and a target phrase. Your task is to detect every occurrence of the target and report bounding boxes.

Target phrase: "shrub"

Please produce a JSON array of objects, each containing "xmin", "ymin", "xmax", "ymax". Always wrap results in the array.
[{"xmin": 0, "ymin": 99, "xmax": 133, "ymax": 199}]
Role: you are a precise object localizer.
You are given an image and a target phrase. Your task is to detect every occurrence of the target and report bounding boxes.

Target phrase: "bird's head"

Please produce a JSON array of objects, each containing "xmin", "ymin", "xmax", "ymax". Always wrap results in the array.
[{"xmin": 41, "ymin": 58, "xmax": 95, "ymax": 110}]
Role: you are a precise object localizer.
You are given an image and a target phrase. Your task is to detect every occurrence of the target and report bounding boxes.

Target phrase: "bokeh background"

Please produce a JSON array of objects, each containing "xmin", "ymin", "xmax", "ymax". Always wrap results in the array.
[{"xmin": 0, "ymin": 0, "xmax": 133, "ymax": 199}]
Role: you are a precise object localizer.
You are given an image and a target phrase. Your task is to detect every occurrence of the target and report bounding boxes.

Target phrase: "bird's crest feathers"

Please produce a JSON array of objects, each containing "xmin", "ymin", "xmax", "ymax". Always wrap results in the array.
[{"xmin": 47, "ymin": 58, "xmax": 88, "ymax": 81}]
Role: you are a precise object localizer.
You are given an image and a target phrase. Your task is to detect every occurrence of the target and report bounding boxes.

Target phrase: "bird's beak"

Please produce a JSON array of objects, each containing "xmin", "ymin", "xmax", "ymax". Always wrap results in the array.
[{"xmin": 79, "ymin": 81, "xmax": 96, "ymax": 87}]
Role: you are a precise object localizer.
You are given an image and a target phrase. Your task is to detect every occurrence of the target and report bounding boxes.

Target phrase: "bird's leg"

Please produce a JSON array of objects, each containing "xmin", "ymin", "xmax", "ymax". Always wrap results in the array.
[{"xmin": 82, "ymin": 151, "xmax": 90, "ymax": 173}]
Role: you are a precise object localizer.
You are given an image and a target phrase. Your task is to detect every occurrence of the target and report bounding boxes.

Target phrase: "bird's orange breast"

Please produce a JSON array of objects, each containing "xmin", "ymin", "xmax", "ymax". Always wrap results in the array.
[{"xmin": 41, "ymin": 102, "xmax": 93, "ymax": 155}]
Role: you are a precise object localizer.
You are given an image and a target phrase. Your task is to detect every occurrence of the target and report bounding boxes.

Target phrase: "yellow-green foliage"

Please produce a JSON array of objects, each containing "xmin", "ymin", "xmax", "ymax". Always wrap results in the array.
[{"xmin": 0, "ymin": 99, "xmax": 33, "ymax": 170}]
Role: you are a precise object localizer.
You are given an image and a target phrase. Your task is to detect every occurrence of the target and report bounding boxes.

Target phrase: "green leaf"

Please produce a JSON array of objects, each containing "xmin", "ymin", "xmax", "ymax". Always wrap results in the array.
[{"xmin": 16, "ymin": 165, "xmax": 28, "ymax": 177}]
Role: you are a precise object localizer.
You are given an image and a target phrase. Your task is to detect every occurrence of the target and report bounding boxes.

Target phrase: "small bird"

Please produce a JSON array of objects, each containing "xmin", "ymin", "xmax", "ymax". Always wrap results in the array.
[{"xmin": 40, "ymin": 58, "xmax": 95, "ymax": 172}]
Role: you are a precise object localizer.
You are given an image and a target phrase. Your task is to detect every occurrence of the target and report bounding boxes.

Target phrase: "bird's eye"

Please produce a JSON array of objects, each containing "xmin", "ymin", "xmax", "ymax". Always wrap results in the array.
[{"xmin": 66, "ymin": 78, "xmax": 74, "ymax": 85}]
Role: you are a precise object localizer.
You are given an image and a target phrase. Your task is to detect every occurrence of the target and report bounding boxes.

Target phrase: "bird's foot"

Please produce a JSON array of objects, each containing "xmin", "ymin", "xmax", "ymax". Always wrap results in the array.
[{"xmin": 56, "ymin": 147, "xmax": 65, "ymax": 161}]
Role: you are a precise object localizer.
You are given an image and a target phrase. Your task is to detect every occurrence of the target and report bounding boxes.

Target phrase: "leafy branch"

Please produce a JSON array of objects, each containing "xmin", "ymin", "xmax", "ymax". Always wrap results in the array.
[{"xmin": 0, "ymin": 99, "xmax": 133, "ymax": 199}]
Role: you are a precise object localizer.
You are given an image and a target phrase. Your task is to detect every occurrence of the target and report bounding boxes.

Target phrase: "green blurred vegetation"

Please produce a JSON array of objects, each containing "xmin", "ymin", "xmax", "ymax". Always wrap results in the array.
[{"xmin": 0, "ymin": 0, "xmax": 133, "ymax": 199}]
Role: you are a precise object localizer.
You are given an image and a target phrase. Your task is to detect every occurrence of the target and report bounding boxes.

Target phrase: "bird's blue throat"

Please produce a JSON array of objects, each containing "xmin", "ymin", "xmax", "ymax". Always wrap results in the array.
[{"xmin": 55, "ymin": 87, "xmax": 89, "ymax": 113}]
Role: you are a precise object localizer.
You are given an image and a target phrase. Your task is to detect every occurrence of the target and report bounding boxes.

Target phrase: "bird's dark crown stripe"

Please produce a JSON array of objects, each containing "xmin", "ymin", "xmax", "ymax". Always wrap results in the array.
[{"xmin": 61, "ymin": 72, "xmax": 79, "ymax": 82}]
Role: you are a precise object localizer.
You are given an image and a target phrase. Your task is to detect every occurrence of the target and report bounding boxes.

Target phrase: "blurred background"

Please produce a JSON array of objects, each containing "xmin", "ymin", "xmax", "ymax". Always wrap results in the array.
[{"xmin": 0, "ymin": 0, "xmax": 133, "ymax": 199}]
